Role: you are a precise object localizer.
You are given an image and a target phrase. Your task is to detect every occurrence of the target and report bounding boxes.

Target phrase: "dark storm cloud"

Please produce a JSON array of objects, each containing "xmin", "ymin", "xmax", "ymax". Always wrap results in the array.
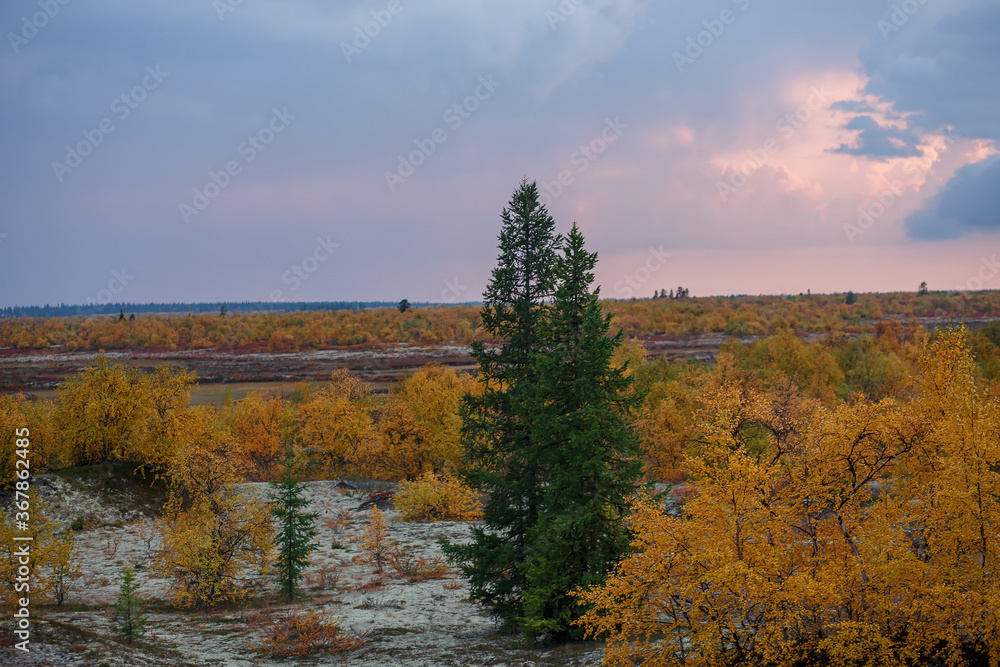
[
  {"xmin": 858, "ymin": 0, "xmax": 1000, "ymax": 240},
  {"xmin": 860, "ymin": 1, "xmax": 1000, "ymax": 141},
  {"xmin": 905, "ymin": 154, "xmax": 1000, "ymax": 239},
  {"xmin": 830, "ymin": 115, "xmax": 923, "ymax": 159}
]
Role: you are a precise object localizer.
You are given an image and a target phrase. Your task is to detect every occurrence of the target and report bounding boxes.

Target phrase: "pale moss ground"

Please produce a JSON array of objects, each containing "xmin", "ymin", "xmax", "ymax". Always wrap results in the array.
[{"xmin": 2, "ymin": 472, "xmax": 606, "ymax": 666}]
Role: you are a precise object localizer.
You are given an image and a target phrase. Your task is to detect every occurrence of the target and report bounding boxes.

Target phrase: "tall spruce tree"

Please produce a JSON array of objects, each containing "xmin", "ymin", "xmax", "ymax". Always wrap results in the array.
[
  {"xmin": 519, "ymin": 224, "xmax": 644, "ymax": 640},
  {"xmin": 443, "ymin": 179, "xmax": 562, "ymax": 630},
  {"xmin": 269, "ymin": 446, "xmax": 319, "ymax": 600}
]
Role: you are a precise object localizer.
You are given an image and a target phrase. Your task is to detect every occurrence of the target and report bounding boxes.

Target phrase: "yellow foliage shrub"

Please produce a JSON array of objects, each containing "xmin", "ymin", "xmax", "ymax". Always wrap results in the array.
[
  {"xmin": 0, "ymin": 492, "xmax": 62, "ymax": 611},
  {"xmin": 395, "ymin": 472, "xmax": 482, "ymax": 522},
  {"xmin": 296, "ymin": 370, "xmax": 376, "ymax": 476},
  {"xmin": 154, "ymin": 490, "xmax": 273, "ymax": 608},
  {"xmin": 575, "ymin": 328, "xmax": 1000, "ymax": 667},
  {"xmin": 0, "ymin": 395, "xmax": 55, "ymax": 489},
  {"xmin": 359, "ymin": 364, "xmax": 478, "ymax": 480},
  {"xmin": 53, "ymin": 355, "xmax": 196, "ymax": 468},
  {"xmin": 154, "ymin": 430, "xmax": 273, "ymax": 608},
  {"xmin": 227, "ymin": 391, "xmax": 291, "ymax": 482},
  {"xmin": 357, "ymin": 507, "xmax": 392, "ymax": 574}
]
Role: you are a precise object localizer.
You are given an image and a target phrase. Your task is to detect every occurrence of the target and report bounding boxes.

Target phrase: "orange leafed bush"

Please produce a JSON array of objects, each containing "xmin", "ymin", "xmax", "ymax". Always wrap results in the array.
[
  {"xmin": 227, "ymin": 391, "xmax": 292, "ymax": 481},
  {"xmin": 394, "ymin": 472, "xmax": 482, "ymax": 522},
  {"xmin": 387, "ymin": 548, "xmax": 449, "ymax": 582},
  {"xmin": 0, "ymin": 393, "xmax": 55, "ymax": 488},
  {"xmin": 357, "ymin": 507, "xmax": 392, "ymax": 574},
  {"xmin": 575, "ymin": 328, "xmax": 1000, "ymax": 667},
  {"xmin": 362, "ymin": 364, "xmax": 478, "ymax": 480},
  {"xmin": 296, "ymin": 370, "xmax": 377, "ymax": 475},
  {"xmin": 247, "ymin": 609, "xmax": 366, "ymax": 657}
]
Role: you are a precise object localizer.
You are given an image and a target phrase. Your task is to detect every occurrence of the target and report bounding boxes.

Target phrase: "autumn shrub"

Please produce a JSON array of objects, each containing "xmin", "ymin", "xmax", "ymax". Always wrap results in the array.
[
  {"xmin": 0, "ymin": 394, "xmax": 56, "ymax": 488},
  {"xmin": 130, "ymin": 363, "xmax": 198, "ymax": 471},
  {"xmin": 154, "ymin": 490, "xmax": 273, "ymax": 608},
  {"xmin": 246, "ymin": 609, "xmax": 366, "ymax": 657},
  {"xmin": 395, "ymin": 472, "xmax": 482, "ymax": 522},
  {"xmin": 367, "ymin": 398, "xmax": 429, "ymax": 480},
  {"xmin": 387, "ymin": 548, "xmax": 449, "ymax": 582},
  {"xmin": 52, "ymin": 355, "xmax": 148, "ymax": 465},
  {"xmin": 576, "ymin": 328, "xmax": 1000, "ymax": 667},
  {"xmin": 634, "ymin": 384, "xmax": 694, "ymax": 483},
  {"xmin": 153, "ymin": 434, "xmax": 273, "ymax": 607},
  {"xmin": 305, "ymin": 564, "xmax": 339, "ymax": 591},
  {"xmin": 0, "ymin": 492, "xmax": 63, "ymax": 611},
  {"xmin": 52, "ymin": 355, "xmax": 197, "ymax": 468},
  {"xmin": 227, "ymin": 391, "xmax": 293, "ymax": 482},
  {"xmin": 386, "ymin": 364, "xmax": 476, "ymax": 473},
  {"xmin": 325, "ymin": 508, "xmax": 352, "ymax": 532},
  {"xmin": 49, "ymin": 533, "xmax": 82, "ymax": 605},
  {"xmin": 357, "ymin": 507, "xmax": 392, "ymax": 574},
  {"xmin": 361, "ymin": 364, "xmax": 478, "ymax": 480},
  {"xmin": 296, "ymin": 370, "xmax": 377, "ymax": 476}
]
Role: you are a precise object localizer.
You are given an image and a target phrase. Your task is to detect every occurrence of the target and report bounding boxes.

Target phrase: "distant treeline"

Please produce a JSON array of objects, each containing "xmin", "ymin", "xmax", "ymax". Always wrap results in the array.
[
  {"xmin": 2, "ymin": 291, "xmax": 1000, "ymax": 352},
  {"xmin": 0, "ymin": 301, "xmax": 438, "ymax": 319}
]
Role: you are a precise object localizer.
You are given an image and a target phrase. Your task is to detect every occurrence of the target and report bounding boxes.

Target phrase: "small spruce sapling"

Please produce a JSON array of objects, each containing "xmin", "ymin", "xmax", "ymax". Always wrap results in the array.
[
  {"xmin": 268, "ymin": 444, "xmax": 319, "ymax": 600},
  {"xmin": 108, "ymin": 566, "xmax": 148, "ymax": 644}
]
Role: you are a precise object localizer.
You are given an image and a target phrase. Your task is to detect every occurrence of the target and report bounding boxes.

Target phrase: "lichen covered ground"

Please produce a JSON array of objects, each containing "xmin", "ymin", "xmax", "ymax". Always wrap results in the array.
[{"xmin": 2, "ymin": 470, "xmax": 606, "ymax": 666}]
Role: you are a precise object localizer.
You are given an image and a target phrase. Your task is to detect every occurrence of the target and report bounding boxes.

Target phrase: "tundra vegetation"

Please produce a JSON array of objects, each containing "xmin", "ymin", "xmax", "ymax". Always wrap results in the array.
[
  {"xmin": 3, "ymin": 284, "xmax": 1000, "ymax": 353},
  {"xmin": 2, "ymin": 183, "xmax": 1000, "ymax": 664}
]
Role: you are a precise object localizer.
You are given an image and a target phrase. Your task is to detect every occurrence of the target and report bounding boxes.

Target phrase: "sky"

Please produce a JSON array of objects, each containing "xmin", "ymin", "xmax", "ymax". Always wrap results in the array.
[{"xmin": 1, "ymin": 0, "xmax": 998, "ymax": 308}]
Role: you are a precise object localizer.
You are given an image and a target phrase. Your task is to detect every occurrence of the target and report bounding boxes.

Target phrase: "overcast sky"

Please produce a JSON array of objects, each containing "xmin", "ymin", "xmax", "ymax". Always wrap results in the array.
[{"xmin": 1, "ymin": 0, "xmax": 998, "ymax": 308}]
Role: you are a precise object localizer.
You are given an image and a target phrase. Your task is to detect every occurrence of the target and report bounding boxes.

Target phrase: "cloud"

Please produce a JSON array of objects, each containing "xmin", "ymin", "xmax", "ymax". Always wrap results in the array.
[
  {"xmin": 905, "ymin": 154, "xmax": 1000, "ymax": 239},
  {"xmin": 855, "ymin": 0, "xmax": 1000, "ymax": 240},
  {"xmin": 830, "ymin": 114, "xmax": 923, "ymax": 159},
  {"xmin": 3, "ymin": 0, "xmax": 996, "ymax": 306},
  {"xmin": 829, "ymin": 100, "xmax": 876, "ymax": 114},
  {"xmin": 227, "ymin": 0, "xmax": 653, "ymax": 93},
  {"xmin": 860, "ymin": 0, "xmax": 1000, "ymax": 141}
]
